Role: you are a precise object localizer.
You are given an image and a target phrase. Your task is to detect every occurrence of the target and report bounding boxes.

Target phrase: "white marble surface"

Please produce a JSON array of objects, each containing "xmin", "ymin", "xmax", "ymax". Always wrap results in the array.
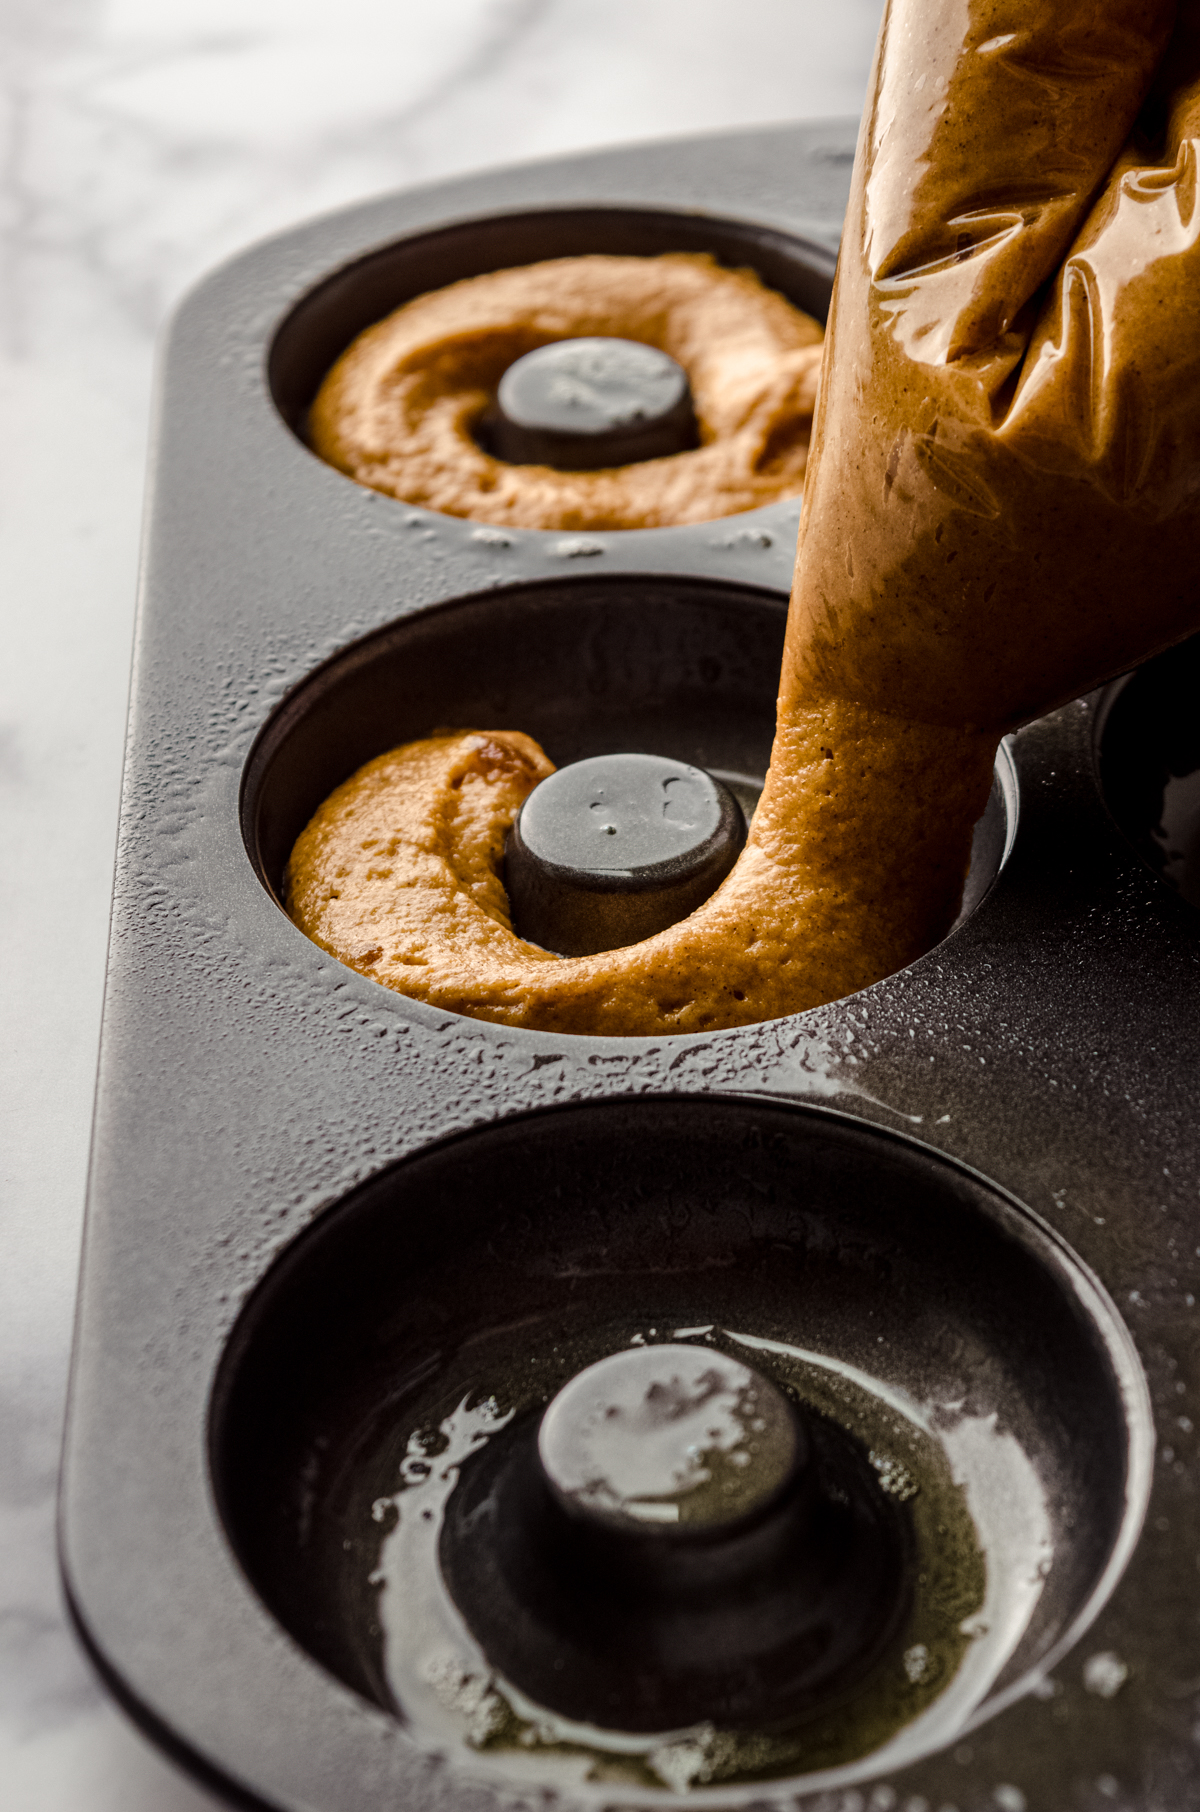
[{"xmin": 0, "ymin": 3, "xmax": 881, "ymax": 1805}]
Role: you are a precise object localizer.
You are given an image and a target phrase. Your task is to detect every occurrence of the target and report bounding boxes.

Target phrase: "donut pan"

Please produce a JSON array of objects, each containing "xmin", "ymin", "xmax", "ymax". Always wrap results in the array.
[{"xmin": 60, "ymin": 122, "xmax": 1200, "ymax": 1812}]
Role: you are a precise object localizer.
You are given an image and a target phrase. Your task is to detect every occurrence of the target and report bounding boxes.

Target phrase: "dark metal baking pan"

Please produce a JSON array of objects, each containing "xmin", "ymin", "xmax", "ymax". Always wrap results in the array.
[{"xmin": 61, "ymin": 121, "xmax": 1200, "ymax": 1812}]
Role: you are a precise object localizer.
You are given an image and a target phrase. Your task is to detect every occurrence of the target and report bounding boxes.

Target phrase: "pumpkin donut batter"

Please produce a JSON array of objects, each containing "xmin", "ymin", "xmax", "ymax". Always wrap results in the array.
[
  {"xmin": 309, "ymin": 253, "xmax": 824, "ymax": 530},
  {"xmin": 289, "ymin": 0, "xmax": 1200, "ymax": 1036}
]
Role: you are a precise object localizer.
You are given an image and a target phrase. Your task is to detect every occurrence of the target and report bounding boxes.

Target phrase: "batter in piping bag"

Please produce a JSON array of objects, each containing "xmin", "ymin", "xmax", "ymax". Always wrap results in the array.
[{"xmin": 288, "ymin": 0, "xmax": 1200, "ymax": 1035}]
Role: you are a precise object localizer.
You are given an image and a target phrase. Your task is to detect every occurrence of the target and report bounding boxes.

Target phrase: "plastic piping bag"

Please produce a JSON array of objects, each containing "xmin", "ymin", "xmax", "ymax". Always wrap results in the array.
[{"xmin": 789, "ymin": 0, "xmax": 1200, "ymax": 734}]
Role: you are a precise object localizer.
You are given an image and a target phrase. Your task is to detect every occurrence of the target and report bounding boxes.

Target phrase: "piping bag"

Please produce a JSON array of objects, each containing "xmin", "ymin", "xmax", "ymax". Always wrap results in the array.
[
  {"xmin": 792, "ymin": 0, "xmax": 1200, "ymax": 733},
  {"xmin": 287, "ymin": 0, "xmax": 1200, "ymax": 1033}
]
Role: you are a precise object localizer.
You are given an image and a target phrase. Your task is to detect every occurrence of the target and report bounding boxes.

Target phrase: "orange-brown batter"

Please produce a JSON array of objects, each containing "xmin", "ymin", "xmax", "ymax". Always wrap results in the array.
[
  {"xmin": 290, "ymin": 0, "xmax": 1200, "ymax": 1036},
  {"xmin": 309, "ymin": 254, "xmax": 824, "ymax": 530}
]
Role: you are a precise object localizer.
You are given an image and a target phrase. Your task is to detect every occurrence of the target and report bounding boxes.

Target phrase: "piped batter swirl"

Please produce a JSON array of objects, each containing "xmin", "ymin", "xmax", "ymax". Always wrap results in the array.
[{"xmin": 310, "ymin": 253, "xmax": 823, "ymax": 530}]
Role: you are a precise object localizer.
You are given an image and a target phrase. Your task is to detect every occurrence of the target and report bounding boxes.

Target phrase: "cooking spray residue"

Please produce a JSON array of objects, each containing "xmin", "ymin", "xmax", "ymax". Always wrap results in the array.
[{"xmin": 370, "ymin": 1324, "xmax": 1051, "ymax": 1794}]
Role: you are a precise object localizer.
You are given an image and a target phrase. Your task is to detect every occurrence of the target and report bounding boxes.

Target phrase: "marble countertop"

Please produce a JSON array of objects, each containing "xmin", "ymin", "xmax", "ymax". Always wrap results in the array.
[{"xmin": 0, "ymin": 3, "xmax": 880, "ymax": 1805}]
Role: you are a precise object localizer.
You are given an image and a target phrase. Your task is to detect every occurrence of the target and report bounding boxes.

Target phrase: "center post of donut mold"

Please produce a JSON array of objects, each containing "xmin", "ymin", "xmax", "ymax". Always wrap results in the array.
[
  {"xmin": 436, "ymin": 1340, "xmax": 915, "ymax": 1734},
  {"xmin": 504, "ymin": 752, "xmax": 746, "ymax": 956},
  {"xmin": 481, "ymin": 337, "xmax": 699, "ymax": 469},
  {"xmin": 538, "ymin": 1346, "xmax": 804, "ymax": 1535}
]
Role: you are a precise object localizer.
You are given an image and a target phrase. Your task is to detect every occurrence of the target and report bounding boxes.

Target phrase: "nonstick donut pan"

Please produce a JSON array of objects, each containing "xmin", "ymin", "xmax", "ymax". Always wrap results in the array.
[{"xmin": 61, "ymin": 121, "xmax": 1200, "ymax": 1812}]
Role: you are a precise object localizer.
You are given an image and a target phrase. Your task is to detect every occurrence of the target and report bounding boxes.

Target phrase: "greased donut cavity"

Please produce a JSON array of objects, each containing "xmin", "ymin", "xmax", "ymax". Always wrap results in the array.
[{"xmin": 309, "ymin": 252, "xmax": 824, "ymax": 530}]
